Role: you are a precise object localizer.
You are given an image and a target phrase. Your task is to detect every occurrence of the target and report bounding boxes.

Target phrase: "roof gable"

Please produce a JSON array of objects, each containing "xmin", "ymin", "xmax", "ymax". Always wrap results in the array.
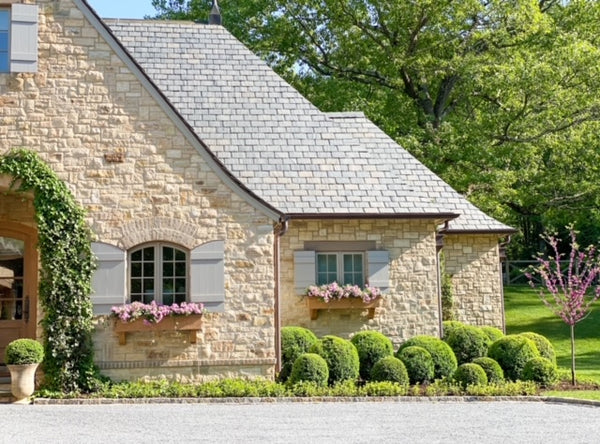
[{"xmin": 80, "ymin": 0, "xmax": 513, "ymax": 233}]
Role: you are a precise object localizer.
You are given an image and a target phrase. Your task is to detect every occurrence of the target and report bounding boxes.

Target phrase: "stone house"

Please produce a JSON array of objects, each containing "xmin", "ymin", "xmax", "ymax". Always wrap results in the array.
[{"xmin": 0, "ymin": 0, "xmax": 513, "ymax": 381}]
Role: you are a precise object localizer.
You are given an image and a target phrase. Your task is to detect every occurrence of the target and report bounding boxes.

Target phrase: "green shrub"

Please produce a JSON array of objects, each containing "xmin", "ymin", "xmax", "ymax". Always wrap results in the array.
[
  {"xmin": 472, "ymin": 357, "xmax": 504, "ymax": 384},
  {"xmin": 370, "ymin": 356, "xmax": 409, "ymax": 385},
  {"xmin": 288, "ymin": 353, "xmax": 329, "ymax": 387},
  {"xmin": 442, "ymin": 321, "xmax": 465, "ymax": 341},
  {"xmin": 350, "ymin": 330, "xmax": 394, "ymax": 380},
  {"xmin": 397, "ymin": 335, "xmax": 457, "ymax": 379},
  {"xmin": 444, "ymin": 325, "xmax": 490, "ymax": 364},
  {"xmin": 310, "ymin": 335, "xmax": 359, "ymax": 385},
  {"xmin": 521, "ymin": 357, "xmax": 558, "ymax": 387},
  {"xmin": 396, "ymin": 346, "xmax": 434, "ymax": 385},
  {"xmin": 487, "ymin": 335, "xmax": 540, "ymax": 381},
  {"xmin": 5, "ymin": 339, "xmax": 44, "ymax": 365},
  {"xmin": 360, "ymin": 381, "xmax": 407, "ymax": 396},
  {"xmin": 519, "ymin": 332, "xmax": 556, "ymax": 364},
  {"xmin": 453, "ymin": 363, "xmax": 488, "ymax": 388},
  {"xmin": 480, "ymin": 326, "xmax": 504, "ymax": 343},
  {"xmin": 279, "ymin": 326, "xmax": 318, "ymax": 382}
]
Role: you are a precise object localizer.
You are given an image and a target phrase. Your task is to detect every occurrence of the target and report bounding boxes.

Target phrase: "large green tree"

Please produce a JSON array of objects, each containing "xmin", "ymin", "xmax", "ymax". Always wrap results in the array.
[{"xmin": 151, "ymin": 0, "xmax": 600, "ymax": 258}]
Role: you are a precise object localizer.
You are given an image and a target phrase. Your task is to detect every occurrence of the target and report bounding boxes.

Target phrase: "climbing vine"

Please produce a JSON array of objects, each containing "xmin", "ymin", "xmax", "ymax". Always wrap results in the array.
[{"xmin": 0, "ymin": 149, "xmax": 98, "ymax": 392}]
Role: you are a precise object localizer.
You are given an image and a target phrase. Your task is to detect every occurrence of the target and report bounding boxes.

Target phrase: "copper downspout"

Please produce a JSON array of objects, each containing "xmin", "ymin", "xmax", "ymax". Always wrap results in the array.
[{"xmin": 273, "ymin": 216, "xmax": 289, "ymax": 374}]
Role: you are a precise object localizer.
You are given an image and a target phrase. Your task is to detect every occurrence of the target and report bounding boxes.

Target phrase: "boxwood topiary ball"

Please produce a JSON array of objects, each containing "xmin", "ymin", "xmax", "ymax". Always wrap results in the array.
[
  {"xmin": 5, "ymin": 338, "xmax": 44, "ymax": 365},
  {"xmin": 397, "ymin": 335, "xmax": 457, "ymax": 380},
  {"xmin": 310, "ymin": 335, "xmax": 359, "ymax": 385},
  {"xmin": 453, "ymin": 363, "xmax": 488, "ymax": 388},
  {"xmin": 350, "ymin": 330, "xmax": 394, "ymax": 380},
  {"xmin": 519, "ymin": 332, "xmax": 556, "ymax": 365},
  {"xmin": 396, "ymin": 346, "xmax": 434, "ymax": 385},
  {"xmin": 279, "ymin": 326, "xmax": 318, "ymax": 382},
  {"xmin": 472, "ymin": 357, "xmax": 504, "ymax": 384},
  {"xmin": 480, "ymin": 326, "xmax": 504, "ymax": 343},
  {"xmin": 445, "ymin": 325, "xmax": 490, "ymax": 365},
  {"xmin": 442, "ymin": 321, "xmax": 465, "ymax": 341},
  {"xmin": 521, "ymin": 357, "xmax": 558, "ymax": 388},
  {"xmin": 288, "ymin": 353, "xmax": 329, "ymax": 387},
  {"xmin": 370, "ymin": 356, "xmax": 409, "ymax": 385},
  {"xmin": 487, "ymin": 335, "xmax": 540, "ymax": 381}
]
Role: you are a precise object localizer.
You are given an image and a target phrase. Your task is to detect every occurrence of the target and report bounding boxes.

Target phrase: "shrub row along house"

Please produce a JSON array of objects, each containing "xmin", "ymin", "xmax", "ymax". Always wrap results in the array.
[{"xmin": 0, "ymin": 0, "xmax": 514, "ymax": 382}]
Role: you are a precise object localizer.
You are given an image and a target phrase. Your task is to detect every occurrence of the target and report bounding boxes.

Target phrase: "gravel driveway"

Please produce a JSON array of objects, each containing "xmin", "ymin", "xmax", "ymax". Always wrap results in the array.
[{"xmin": 0, "ymin": 399, "xmax": 597, "ymax": 443}]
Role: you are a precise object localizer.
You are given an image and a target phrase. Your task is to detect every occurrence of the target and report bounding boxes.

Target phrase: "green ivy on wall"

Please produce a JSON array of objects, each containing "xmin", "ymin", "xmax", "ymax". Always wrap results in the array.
[{"xmin": 0, "ymin": 149, "xmax": 99, "ymax": 392}]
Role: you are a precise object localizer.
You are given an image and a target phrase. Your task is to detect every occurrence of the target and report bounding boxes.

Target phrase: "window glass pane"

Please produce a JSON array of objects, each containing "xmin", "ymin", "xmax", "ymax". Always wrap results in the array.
[
  {"xmin": 131, "ymin": 250, "xmax": 142, "ymax": 261},
  {"xmin": 131, "ymin": 262, "xmax": 141, "ymax": 277},
  {"xmin": 143, "ymin": 247, "xmax": 154, "ymax": 261},
  {"xmin": 175, "ymin": 278, "xmax": 186, "ymax": 294},
  {"xmin": 342, "ymin": 253, "xmax": 364, "ymax": 286},
  {"xmin": 175, "ymin": 249, "xmax": 186, "ymax": 261},
  {"xmin": 317, "ymin": 253, "xmax": 337, "ymax": 285},
  {"xmin": 173, "ymin": 294, "xmax": 186, "ymax": 304},
  {"xmin": 163, "ymin": 247, "xmax": 173, "ymax": 261},
  {"xmin": 143, "ymin": 262, "xmax": 154, "ymax": 277},
  {"xmin": 131, "ymin": 279, "xmax": 141, "ymax": 294},
  {"xmin": 175, "ymin": 262, "xmax": 186, "ymax": 277},
  {"xmin": 163, "ymin": 262, "xmax": 174, "ymax": 277}
]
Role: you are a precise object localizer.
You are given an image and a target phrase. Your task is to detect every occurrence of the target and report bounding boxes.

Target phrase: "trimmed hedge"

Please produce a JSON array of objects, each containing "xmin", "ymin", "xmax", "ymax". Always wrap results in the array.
[
  {"xmin": 350, "ymin": 330, "xmax": 394, "ymax": 380},
  {"xmin": 370, "ymin": 356, "xmax": 409, "ymax": 385},
  {"xmin": 279, "ymin": 326, "xmax": 318, "ymax": 382},
  {"xmin": 487, "ymin": 335, "xmax": 540, "ymax": 381},
  {"xmin": 397, "ymin": 346, "xmax": 434, "ymax": 385},
  {"xmin": 310, "ymin": 335, "xmax": 360, "ymax": 385},
  {"xmin": 453, "ymin": 363, "xmax": 488, "ymax": 388},
  {"xmin": 519, "ymin": 332, "xmax": 556, "ymax": 364},
  {"xmin": 397, "ymin": 335, "xmax": 457, "ymax": 379},
  {"xmin": 521, "ymin": 357, "xmax": 558, "ymax": 387},
  {"xmin": 289, "ymin": 353, "xmax": 329, "ymax": 387},
  {"xmin": 472, "ymin": 357, "xmax": 504, "ymax": 384},
  {"xmin": 445, "ymin": 325, "xmax": 489, "ymax": 364}
]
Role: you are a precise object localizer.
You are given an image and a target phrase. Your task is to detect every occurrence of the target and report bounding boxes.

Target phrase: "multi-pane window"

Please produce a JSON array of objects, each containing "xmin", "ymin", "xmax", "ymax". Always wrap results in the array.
[
  {"xmin": 129, "ymin": 244, "xmax": 188, "ymax": 305},
  {"xmin": 316, "ymin": 253, "xmax": 364, "ymax": 286},
  {"xmin": 0, "ymin": 9, "xmax": 9, "ymax": 73}
]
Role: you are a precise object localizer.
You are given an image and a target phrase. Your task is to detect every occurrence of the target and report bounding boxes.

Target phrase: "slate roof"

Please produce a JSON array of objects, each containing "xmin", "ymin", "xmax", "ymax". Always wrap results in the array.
[{"xmin": 105, "ymin": 19, "xmax": 514, "ymax": 234}]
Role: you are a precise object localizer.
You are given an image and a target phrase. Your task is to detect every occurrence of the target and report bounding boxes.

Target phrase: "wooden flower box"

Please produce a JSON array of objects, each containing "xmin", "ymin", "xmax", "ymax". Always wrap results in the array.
[
  {"xmin": 113, "ymin": 314, "xmax": 203, "ymax": 345},
  {"xmin": 306, "ymin": 297, "xmax": 381, "ymax": 320}
]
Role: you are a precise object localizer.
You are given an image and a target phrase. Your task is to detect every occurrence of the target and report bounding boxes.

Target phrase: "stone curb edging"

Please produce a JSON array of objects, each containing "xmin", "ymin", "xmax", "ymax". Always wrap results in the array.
[{"xmin": 31, "ymin": 396, "xmax": 600, "ymax": 407}]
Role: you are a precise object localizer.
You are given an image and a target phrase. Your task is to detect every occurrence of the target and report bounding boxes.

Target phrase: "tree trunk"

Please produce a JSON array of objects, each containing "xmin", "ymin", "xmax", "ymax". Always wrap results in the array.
[{"xmin": 570, "ymin": 324, "xmax": 576, "ymax": 386}]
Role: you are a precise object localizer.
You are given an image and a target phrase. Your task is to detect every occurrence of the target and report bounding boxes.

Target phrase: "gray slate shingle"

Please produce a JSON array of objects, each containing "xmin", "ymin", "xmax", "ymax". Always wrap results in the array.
[{"xmin": 107, "ymin": 20, "xmax": 513, "ymax": 233}]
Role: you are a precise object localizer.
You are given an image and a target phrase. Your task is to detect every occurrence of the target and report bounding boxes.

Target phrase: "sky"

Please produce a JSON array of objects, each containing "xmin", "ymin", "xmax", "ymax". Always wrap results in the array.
[{"xmin": 87, "ymin": 0, "xmax": 157, "ymax": 19}]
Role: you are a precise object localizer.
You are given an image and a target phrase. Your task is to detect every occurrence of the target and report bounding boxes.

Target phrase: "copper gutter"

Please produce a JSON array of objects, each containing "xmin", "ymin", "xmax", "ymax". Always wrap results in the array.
[{"xmin": 273, "ymin": 216, "xmax": 289, "ymax": 374}]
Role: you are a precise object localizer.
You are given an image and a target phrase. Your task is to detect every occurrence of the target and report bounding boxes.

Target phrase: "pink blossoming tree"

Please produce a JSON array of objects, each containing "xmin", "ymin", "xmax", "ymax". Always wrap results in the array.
[{"xmin": 527, "ymin": 227, "xmax": 600, "ymax": 385}]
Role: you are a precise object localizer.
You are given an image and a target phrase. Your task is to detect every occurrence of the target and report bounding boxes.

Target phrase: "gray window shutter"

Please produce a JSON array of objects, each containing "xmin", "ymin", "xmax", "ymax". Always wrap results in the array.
[
  {"xmin": 190, "ymin": 240, "xmax": 225, "ymax": 312},
  {"xmin": 91, "ymin": 242, "xmax": 126, "ymax": 315},
  {"xmin": 294, "ymin": 250, "xmax": 316, "ymax": 295},
  {"xmin": 367, "ymin": 250, "xmax": 389, "ymax": 293},
  {"xmin": 11, "ymin": 4, "xmax": 38, "ymax": 73}
]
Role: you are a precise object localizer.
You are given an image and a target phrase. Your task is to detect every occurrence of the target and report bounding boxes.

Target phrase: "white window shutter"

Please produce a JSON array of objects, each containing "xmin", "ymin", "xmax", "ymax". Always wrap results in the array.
[
  {"xmin": 91, "ymin": 243, "xmax": 126, "ymax": 315},
  {"xmin": 10, "ymin": 4, "xmax": 38, "ymax": 73},
  {"xmin": 190, "ymin": 240, "xmax": 225, "ymax": 312},
  {"xmin": 367, "ymin": 250, "xmax": 389, "ymax": 293},
  {"xmin": 294, "ymin": 250, "xmax": 316, "ymax": 295}
]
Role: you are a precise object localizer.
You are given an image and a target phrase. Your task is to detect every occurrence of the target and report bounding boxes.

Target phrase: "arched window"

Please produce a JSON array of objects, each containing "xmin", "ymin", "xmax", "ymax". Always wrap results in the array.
[{"xmin": 129, "ymin": 243, "xmax": 188, "ymax": 305}]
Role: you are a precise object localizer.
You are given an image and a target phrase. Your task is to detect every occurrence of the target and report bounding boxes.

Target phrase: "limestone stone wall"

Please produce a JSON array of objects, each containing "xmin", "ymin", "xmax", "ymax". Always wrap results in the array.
[
  {"xmin": 444, "ymin": 234, "xmax": 505, "ymax": 329},
  {"xmin": 280, "ymin": 218, "xmax": 441, "ymax": 347},
  {"xmin": 0, "ymin": 0, "xmax": 276, "ymax": 380}
]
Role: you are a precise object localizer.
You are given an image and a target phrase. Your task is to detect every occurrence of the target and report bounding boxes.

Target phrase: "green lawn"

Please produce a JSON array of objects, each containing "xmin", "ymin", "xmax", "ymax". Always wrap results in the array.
[{"xmin": 504, "ymin": 285, "xmax": 600, "ymax": 384}]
